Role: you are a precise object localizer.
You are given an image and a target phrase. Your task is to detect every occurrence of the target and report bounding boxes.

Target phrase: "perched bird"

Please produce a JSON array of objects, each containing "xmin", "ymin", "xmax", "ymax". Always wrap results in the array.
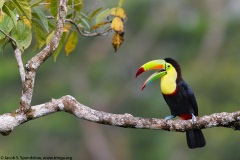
[{"xmin": 136, "ymin": 58, "xmax": 206, "ymax": 149}]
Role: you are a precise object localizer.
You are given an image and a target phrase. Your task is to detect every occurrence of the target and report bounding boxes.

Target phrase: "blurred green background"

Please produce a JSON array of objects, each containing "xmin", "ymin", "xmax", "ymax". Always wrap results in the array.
[{"xmin": 1, "ymin": 0, "xmax": 240, "ymax": 159}]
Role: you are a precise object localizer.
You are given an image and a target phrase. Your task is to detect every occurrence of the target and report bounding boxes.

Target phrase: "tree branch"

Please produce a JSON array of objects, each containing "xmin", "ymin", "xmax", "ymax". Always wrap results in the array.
[
  {"xmin": 0, "ymin": 29, "xmax": 25, "ymax": 85},
  {"xmin": 0, "ymin": 28, "xmax": 17, "ymax": 45},
  {"xmin": 27, "ymin": 1, "xmax": 68, "ymax": 70},
  {"xmin": 18, "ymin": 0, "xmax": 68, "ymax": 111},
  {"xmin": 66, "ymin": 19, "xmax": 113, "ymax": 37},
  {"xmin": 46, "ymin": 16, "xmax": 113, "ymax": 37},
  {"xmin": 1, "ymin": 95, "xmax": 240, "ymax": 136},
  {"xmin": 14, "ymin": 48, "xmax": 25, "ymax": 85}
]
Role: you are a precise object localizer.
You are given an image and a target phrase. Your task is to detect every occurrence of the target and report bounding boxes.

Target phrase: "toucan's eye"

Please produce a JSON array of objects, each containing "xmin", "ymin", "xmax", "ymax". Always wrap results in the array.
[{"xmin": 167, "ymin": 65, "xmax": 170, "ymax": 68}]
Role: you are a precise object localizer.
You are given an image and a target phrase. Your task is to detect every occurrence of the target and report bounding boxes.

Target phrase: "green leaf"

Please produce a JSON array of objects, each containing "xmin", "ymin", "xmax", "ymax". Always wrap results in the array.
[
  {"xmin": 75, "ymin": 0, "xmax": 84, "ymax": 11},
  {"xmin": 32, "ymin": 19, "xmax": 46, "ymax": 49},
  {"xmin": 2, "ymin": 4, "xmax": 17, "ymax": 26},
  {"xmin": 78, "ymin": 12, "xmax": 89, "ymax": 21},
  {"xmin": 65, "ymin": 31, "xmax": 78, "ymax": 56},
  {"xmin": 80, "ymin": 18, "xmax": 90, "ymax": 30},
  {"xmin": 31, "ymin": 0, "xmax": 45, "ymax": 8},
  {"xmin": 50, "ymin": 0, "xmax": 59, "ymax": 18},
  {"xmin": 53, "ymin": 31, "xmax": 68, "ymax": 61},
  {"xmin": 12, "ymin": 0, "xmax": 32, "ymax": 21},
  {"xmin": 48, "ymin": 21, "xmax": 55, "ymax": 30},
  {"xmin": 0, "ymin": 0, "xmax": 4, "ymax": 9},
  {"xmin": 89, "ymin": 7, "xmax": 102, "ymax": 20},
  {"xmin": 95, "ymin": 8, "xmax": 111, "ymax": 24},
  {"xmin": 68, "ymin": 0, "xmax": 83, "ymax": 11},
  {"xmin": 3, "ymin": 1, "xmax": 14, "ymax": 11},
  {"xmin": 33, "ymin": 7, "xmax": 49, "ymax": 32},
  {"xmin": 0, "ymin": 14, "xmax": 14, "ymax": 40},
  {"xmin": 46, "ymin": 30, "xmax": 55, "ymax": 45},
  {"xmin": 118, "ymin": 0, "xmax": 124, "ymax": 8},
  {"xmin": 11, "ymin": 20, "xmax": 32, "ymax": 51},
  {"xmin": 32, "ymin": 12, "xmax": 54, "ymax": 30},
  {"xmin": 0, "ymin": 36, "xmax": 11, "ymax": 53}
]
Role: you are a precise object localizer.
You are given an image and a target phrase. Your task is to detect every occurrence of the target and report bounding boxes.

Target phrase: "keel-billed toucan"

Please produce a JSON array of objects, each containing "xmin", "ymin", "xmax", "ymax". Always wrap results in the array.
[{"xmin": 136, "ymin": 58, "xmax": 206, "ymax": 149}]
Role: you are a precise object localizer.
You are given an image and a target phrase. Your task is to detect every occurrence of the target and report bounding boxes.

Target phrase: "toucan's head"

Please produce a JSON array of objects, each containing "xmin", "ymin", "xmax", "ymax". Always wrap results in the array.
[{"xmin": 136, "ymin": 58, "xmax": 182, "ymax": 90}]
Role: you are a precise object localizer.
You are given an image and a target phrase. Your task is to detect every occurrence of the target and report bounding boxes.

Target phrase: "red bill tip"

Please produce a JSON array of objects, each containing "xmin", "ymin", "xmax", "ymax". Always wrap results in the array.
[
  {"xmin": 141, "ymin": 84, "xmax": 146, "ymax": 91},
  {"xmin": 136, "ymin": 67, "xmax": 145, "ymax": 77}
]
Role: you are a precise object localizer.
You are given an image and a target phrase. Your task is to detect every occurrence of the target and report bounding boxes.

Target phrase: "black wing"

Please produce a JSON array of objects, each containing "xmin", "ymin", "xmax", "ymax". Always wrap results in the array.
[{"xmin": 177, "ymin": 80, "xmax": 198, "ymax": 115}]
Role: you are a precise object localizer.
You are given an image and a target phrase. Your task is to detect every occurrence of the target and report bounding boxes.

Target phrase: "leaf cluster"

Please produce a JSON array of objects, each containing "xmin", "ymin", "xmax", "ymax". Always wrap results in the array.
[
  {"xmin": 91, "ymin": 7, "xmax": 127, "ymax": 52},
  {"xmin": 0, "ymin": 0, "xmax": 126, "ymax": 60},
  {"xmin": 0, "ymin": 0, "xmax": 32, "ymax": 51}
]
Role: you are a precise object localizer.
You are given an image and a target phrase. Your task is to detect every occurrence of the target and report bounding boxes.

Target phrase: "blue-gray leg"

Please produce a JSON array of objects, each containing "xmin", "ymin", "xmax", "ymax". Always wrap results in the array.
[
  {"xmin": 164, "ymin": 115, "xmax": 175, "ymax": 122},
  {"xmin": 191, "ymin": 113, "xmax": 196, "ymax": 123}
]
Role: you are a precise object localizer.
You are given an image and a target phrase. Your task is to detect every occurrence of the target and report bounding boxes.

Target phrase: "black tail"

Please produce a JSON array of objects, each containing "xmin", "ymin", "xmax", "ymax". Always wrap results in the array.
[{"xmin": 186, "ymin": 129, "xmax": 206, "ymax": 149}]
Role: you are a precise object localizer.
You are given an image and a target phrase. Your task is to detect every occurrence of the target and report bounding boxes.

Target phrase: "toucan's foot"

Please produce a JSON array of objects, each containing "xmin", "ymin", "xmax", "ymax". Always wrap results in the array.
[
  {"xmin": 164, "ymin": 115, "xmax": 175, "ymax": 122},
  {"xmin": 191, "ymin": 113, "xmax": 196, "ymax": 124}
]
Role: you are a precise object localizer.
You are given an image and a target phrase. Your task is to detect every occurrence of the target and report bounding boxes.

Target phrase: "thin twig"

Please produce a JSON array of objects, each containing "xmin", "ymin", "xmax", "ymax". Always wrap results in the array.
[
  {"xmin": 46, "ymin": 16, "xmax": 113, "ymax": 36},
  {"xmin": 67, "ymin": 18, "xmax": 112, "ymax": 36},
  {"xmin": 14, "ymin": 49, "xmax": 25, "ymax": 84},
  {"xmin": 0, "ymin": 29, "xmax": 25, "ymax": 84},
  {"xmin": 0, "ymin": 29, "xmax": 17, "ymax": 46},
  {"xmin": 45, "ymin": 15, "xmax": 54, "ymax": 19},
  {"xmin": 38, "ymin": 3, "xmax": 49, "ymax": 6}
]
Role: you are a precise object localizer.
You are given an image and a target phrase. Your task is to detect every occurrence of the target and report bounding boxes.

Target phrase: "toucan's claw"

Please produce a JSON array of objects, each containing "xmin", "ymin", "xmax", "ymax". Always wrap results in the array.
[
  {"xmin": 191, "ymin": 113, "xmax": 196, "ymax": 124},
  {"xmin": 164, "ymin": 115, "xmax": 175, "ymax": 122}
]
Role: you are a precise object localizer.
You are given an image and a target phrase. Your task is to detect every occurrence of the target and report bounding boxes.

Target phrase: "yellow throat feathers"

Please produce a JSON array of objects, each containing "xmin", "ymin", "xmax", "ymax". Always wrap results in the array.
[{"xmin": 160, "ymin": 66, "xmax": 177, "ymax": 95}]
